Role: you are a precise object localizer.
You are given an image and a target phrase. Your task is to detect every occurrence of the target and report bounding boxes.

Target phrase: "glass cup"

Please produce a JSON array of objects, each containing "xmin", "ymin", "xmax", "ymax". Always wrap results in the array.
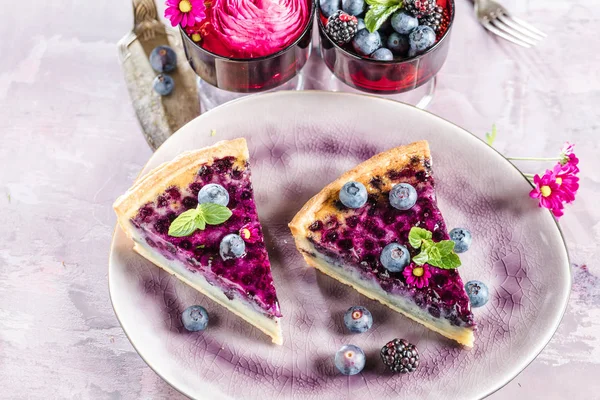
[
  {"xmin": 318, "ymin": 0, "xmax": 455, "ymax": 95},
  {"xmin": 180, "ymin": 0, "xmax": 316, "ymax": 94}
]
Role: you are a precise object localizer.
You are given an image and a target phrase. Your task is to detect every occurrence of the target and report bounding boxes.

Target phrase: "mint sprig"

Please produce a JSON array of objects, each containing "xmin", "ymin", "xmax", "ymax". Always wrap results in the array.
[
  {"xmin": 408, "ymin": 226, "xmax": 462, "ymax": 270},
  {"xmin": 364, "ymin": 0, "xmax": 402, "ymax": 32},
  {"xmin": 168, "ymin": 203, "xmax": 232, "ymax": 237}
]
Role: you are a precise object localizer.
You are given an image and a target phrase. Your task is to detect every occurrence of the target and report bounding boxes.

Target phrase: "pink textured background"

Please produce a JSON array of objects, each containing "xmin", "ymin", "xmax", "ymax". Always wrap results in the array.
[{"xmin": 1, "ymin": 0, "xmax": 599, "ymax": 399}]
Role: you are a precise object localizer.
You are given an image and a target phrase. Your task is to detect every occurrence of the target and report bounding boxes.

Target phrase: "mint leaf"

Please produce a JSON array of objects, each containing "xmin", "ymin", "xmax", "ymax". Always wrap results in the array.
[
  {"xmin": 198, "ymin": 203, "xmax": 232, "ymax": 225},
  {"xmin": 435, "ymin": 240, "xmax": 455, "ymax": 256},
  {"xmin": 426, "ymin": 245, "xmax": 441, "ymax": 261},
  {"xmin": 412, "ymin": 251, "xmax": 429, "ymax": 266},
  {"xmin": 408, "ymin": 227, "xmax": 432, "ymax": 249},
  {"xmin": 365, "ymin": 4, "xmax": 401, "ymax": 33},
  {"xmin": 437, "ymin": 252, "xmax": 462, "ymax": 269},
  {"xmin": 194, "ymin": 214, "xmax": 206, "ymax": 231},
  {"xmin": 485, "ymin": 124, "xmax": 497, "ymax": 147},
  {"xmin": 168, "ymin": 208, "xmax": 200, "ymax": 237},
  {"xmin": 365, "ymin": 0, "xmax": 401, "ymax": 7}
]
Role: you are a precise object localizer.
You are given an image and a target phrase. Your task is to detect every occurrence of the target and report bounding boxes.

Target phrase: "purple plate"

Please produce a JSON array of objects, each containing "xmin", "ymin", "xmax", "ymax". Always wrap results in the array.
[{"xmin": 109, "ymin": 91, "xmax": 570, "ymax": 400}]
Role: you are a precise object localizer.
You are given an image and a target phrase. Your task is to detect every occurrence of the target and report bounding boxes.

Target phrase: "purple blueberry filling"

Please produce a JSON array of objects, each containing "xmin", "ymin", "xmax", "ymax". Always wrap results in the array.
[
  {"xmin": 131, "ymin": 156, "xmax": 281, "ymax": 318},
  {"xmin": 307, "ymin": 161, "xmax": 475, "ymax": 328}
]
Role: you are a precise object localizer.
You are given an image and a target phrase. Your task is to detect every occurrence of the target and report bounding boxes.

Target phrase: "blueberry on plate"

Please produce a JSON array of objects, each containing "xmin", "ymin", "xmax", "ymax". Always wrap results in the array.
[
  {"xmin": 380, "ymin": 243, "xmax": 410, "ymax": 272},
  {"xmin": 220, "ymin": 234, "xmax": 246, "ymax": 260},
  {"xmin": 352, "ymin": 29, "xmax": 381, "ymax": 56},
  {"xmin": 181, "ymin": 305, "xmax": 209, "ymax": 331},
  {"xmin": 371, "ymin": 48, "xmax": 393, "ymax": 61},
  {"xmin": 465, "ymin": 280, "xmax": 489, "ymax": 308},
  {"xmin": 391, "ymin": 11, "xmax": 419, "ymax": 35},
  {"xmin": 198, "ymin": 183, "xmax": 230, "ymax": 206},
  {"xmin": 339, "ymin": 181, "xmax": 368, "ymax": 208},
  {"xmin": 387, "ymin": 32, "xmax": 410, "ymax": 56},
  {"xmin": 449, "ymin": 227, "xmax": 472, "ymax": 253},
  {"xmin": 152, "ymin": 74, "xmax": 174, "ymax": 96},
  {"xmin": 320, "ymin": 0, "xmax": 340, "ymax": 18},
  {"xmin": 335, "ymin": 344, "xmax": 366, "ymax": 375},
  {"xmin": 342, "ymin": 0, "xmax": 364, "ymax": 16},
  {"xmin": 149, "ymin": 45, "xmax": 177, "ymax": 73},
  {"xmin": 389, "ymin": 183, "xmax": 417, "ymax": 210},
  {"xmin": 344, "ymin": 306, "xmax": 373, "ymax": 333},
  {"xmin": 409, "ymin": 25, "xmax": 436, "ymax": 55}
]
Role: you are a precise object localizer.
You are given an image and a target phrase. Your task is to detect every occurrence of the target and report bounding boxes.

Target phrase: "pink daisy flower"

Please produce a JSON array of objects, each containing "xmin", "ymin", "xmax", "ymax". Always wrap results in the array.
[
  {"xmin": 165, "ymin": 0, "xmax": 206, "ymax": 28},
  {"xmin": 552, "ymin": 162, "xmax": 579, "ymax": 203},
  {"xmin": 529, "ymin": 170, "xmax": 565, "ymax": 218},
  {"xmin": 403, "ymin": 263, "xmax": 432, "ymax": 289}
]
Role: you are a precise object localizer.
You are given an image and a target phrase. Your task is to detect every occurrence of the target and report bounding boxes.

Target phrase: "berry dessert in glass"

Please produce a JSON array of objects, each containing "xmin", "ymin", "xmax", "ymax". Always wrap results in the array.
[
  {"xmin": 318, "ymin": 0, "xmax": 455, "ymax": 95},
  {"xmin": 165, "ymin": 0, "xmax": 315, "ymax": 96}
]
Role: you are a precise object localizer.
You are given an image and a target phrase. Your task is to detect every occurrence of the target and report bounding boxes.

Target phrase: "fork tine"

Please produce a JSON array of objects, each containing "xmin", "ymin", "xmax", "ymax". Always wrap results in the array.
[
  {"xmin": 482, "ymin": 21, "xmax": 531, "ymax": 48},
  {"xmin": 510, "ymin": 15, "xmax": 547, "ymax": 38},
  {"xmin": 498, "ymin": 14, "xmax": 545, "ymax": 41},
  {"xmin": 490, "ymin": 18, "xmax": 540, "ymax": 46}
]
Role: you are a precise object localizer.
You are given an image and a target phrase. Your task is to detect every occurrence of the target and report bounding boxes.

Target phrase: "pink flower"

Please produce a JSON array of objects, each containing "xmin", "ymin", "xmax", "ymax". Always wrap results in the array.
[
  {"xmin": 403, "ymin": 263, "xmax": 432, "ymax": 288},
  {"xmin": 529, "ymin": 170, "xmax": 565, "ymax": 218},
  {"xmin": 239, "ymin": 223, "xmax": 261, "ymax": 244},
  {"xmin": 164, "ymin": 0, "xmax": 206, "ymax": 28},
  {"xmin": 553, "ymin": 163, "xmax": 579, "ymax": 203}
]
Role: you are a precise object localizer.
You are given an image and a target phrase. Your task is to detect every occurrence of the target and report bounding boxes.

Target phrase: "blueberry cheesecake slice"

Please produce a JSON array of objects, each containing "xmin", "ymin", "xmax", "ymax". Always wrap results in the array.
[
  {"xmin": 289, "ymin": 141, "xmax": 476, "ymax": 347},
  {"xmin": 114, "ymin": 138, "xmax": 283, "ymax": 345}
]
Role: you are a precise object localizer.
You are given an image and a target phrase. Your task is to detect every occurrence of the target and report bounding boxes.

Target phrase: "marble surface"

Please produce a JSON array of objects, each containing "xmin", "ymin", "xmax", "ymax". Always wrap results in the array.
[{"xmin": 1, "ymin": 0, "xmax": 598, "ymax": 398}]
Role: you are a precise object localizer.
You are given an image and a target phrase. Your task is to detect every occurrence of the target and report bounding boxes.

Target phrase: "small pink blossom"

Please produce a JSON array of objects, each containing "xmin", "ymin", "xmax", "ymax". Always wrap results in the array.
[
  {"xmin": 239, "ymin": 223, "xmax": 261, "ymax": 244},
  {"xmin": 164, "ymin": 0, "xmax": 206, "ymax": 28},
  {"xmin": 403, "ymin": 263, "xmax": 432, "ymax": 288},
  {"xmin": 552, "ymin": 162, "xmax": 579, "ymax": 203},
  {"xmin": 529, "ymin": 170, "xmax": 564, "ymax": 218}
]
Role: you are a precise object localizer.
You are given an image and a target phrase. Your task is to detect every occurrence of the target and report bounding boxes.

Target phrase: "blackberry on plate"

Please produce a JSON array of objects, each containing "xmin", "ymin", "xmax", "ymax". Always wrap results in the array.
[
  {"xmin": 404, "ymin": 0, "xmax": 437, "ymax": 18},
  {"xmin": 419, "ymin": 6, "xmax": 444, "ymax": 32},
  {"xmin": 380, "ymin": 338, "xmax": 420, "ymax": 373},
  {"xmin": 326, "ymin": 10, "xmax": 359, "ymax": 46}
]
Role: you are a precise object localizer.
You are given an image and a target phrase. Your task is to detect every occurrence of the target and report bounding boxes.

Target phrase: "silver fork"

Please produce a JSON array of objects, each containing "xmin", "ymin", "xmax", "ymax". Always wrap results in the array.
[{"xmin": 473, "ymin": 0, "xmax": 546, "ymax": 48}]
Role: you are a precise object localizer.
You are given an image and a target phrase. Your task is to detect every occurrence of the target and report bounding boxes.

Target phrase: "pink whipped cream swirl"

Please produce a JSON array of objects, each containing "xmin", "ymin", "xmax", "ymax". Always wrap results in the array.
[{"xmin": 201, "ymin": 0, "xmax": 310, "ymax": 58}]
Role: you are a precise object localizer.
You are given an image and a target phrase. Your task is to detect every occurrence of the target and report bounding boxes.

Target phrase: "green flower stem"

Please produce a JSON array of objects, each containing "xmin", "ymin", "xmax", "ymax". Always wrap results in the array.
[{"xmin": 506, "ymin": 156, "xmax": 561, "ymax": 161}]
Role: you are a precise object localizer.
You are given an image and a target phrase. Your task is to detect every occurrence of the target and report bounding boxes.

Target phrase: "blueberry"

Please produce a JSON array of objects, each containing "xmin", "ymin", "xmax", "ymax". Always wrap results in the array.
[
  {"xmin": 378, "ymin": 31, "xmax": 389, "ymax": 49},
  {"xmin": 409, "ymin": 25, "xmax": 436, "ymax": 54},
  {"xmin": 320, "ymin": 0, "xmax": 340, "ymax": 17},
  {"xmin": 357, "ymin": 18, "xmax": 366, "ymax": 31},
  {"xmin": 339, "ymin": 181, "xmax": 368, "ymax": 208},
  {"xmin": 220, "ymin": 234, "xmax": 246, "ymax": 260},
  {"xmin": 389, "ymin": 183, "xmax": 417, "ymax": 210},
  {"xmin": 181, "ymin": 305, "xmax": 209, "ymax": 331},
  {"xmin": 465, "ymin": 280, "xmax": 489, "ymax": 308},
  {"xmin": 342, "ymin": 0, "xmax": 364, "ymax": 16},
  {"xmin": 149, "ymin": 45, "xmax": 177, "ymax": 73},
  {"xmin": 152, "ymin": 74, "xmax": 174, "ymax": 96},
  {"xmin": 371, "ymin": 48, "xmax": 393, "ymax": 61},
  {"xmin": 391, "ymin": 11, "xmax": 418, "ymax": 35},
  {"xmin": 387, "ymin": 32, "xmax": 410, "ymax": 56},
  {"xmin": 344, "ymin": 306, "xmax": 373, "ymax": 333},
  {"xmin": 352, "ymin": 29, "xmax": 381, "ymax": 56},
  {"xmin": 334, "ymin": 344, "xmax": 366, "ymax": 375},
  {"xmin": 380, "ymin": 243, "xmax": 410, "ymax": 272},
  {"xmin": 449, "ymin": 228, "xmax": 472, "ymax": 253},
  {"xmin": 198, "ymin": 183, "xmax": 229, "ymax": 206}
]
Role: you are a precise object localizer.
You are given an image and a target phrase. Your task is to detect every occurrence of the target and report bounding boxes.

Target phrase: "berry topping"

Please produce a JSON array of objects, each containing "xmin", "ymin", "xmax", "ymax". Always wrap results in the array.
[
  {"xmin": 419, "ymin": 6, "xmax": 444, "ymax": 32},
  {"xmin": 181, "ymin": 305, "xmax": 209, "ymax": 331},
  {"xmin": 198, "ymin": 183, "xmax": 230, "ymax": 206},
  {"xmin": 325, "ymin": 11, "xmax": 359, "ymax": 46},
  {"xmin": 404, "ymin": 0, "xmax": 437, "ymax": 18},
  {"xmin": 380, "ymin": 338, "xmax": 419, "ymax": 373},
  {"xmin": 389, "ymin": 183, "xmax": 418, "ymax": 210},
  {"xmin": 239, "ymin": 223, "xmax": 261, "ymax": 244},
  {"xmin": 449, "ymin": 227, "xmax": 472, "ymax": 253},
  {"xmin": 371, "ymin": 48, "xmax": 393, "ymax": 61},
  {"xmin": 339, "ymin": 181, "xmax": 368, "ymax": 209},
  {"xmin": 320, "ymin": 0, "xmax": 341, "ymax": 18},
  {"xmin": 352, "ymin": 29, "xmax": 382, "ymax": 56},
  {"xmin": 465, "ymin": 280, "xmax": 489, "ymax": 308},
  {"xmin": 149, "ymin": 45, "xmax": 177, "ymax": 73},
  {"xmin": 344, "ymin": 306, "xmax": 373, "ymax": 333},
  {"xmin": 391, "ymin": 11, "xmax": 419, "ymax": 35},
  {"xmin": 387, "ymin": 33, "xmax": 410, "ymax": 56},
  {"xmin": 334, "ymin": 344, "xmax": 366, "ymax": 375},
  {"xmin": 220, "ymin": 234, "xmax": 246, "ymax": 260},
  {"xmin": 356, "ymin": 18, "xmax": 366, "ymax": 31},
  {"xmin": 380, "ymin": 243, "xmax": 410, "ymax": 272},
  {"xmin": 153, "ymin": 74, "xmax": 174, "ymax": 96},
  {"xmin": 408, "ymin": 25, "xmax": 436, "ymax": 56},
  {"xmin": 342, "ymin": 0, "xmax": 365, "ymax": 16}
]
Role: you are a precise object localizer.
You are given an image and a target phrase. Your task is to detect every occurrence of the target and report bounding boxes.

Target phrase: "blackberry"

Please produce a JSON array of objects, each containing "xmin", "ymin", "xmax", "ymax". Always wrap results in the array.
[
  {"xmin": 380, "ymin": 338, "xmax": 420, "ymax": 373},
  {"xmin": 404, "ymin": 0, "xmax": 437, "ymax": 18},
  {"xmin": 419, "ymin": 6, "xmax": 444, "ymax": 32},
  {"xmin": 326, "ymin": 11, "xmax": 359, "ymax": 46}
]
